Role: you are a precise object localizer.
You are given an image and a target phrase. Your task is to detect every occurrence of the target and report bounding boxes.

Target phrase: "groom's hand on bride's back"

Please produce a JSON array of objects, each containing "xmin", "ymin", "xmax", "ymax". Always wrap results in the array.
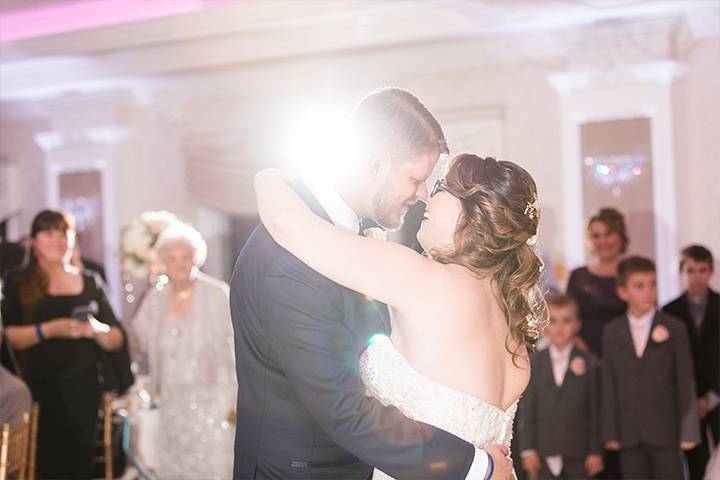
[{"xmin": 484, "ymin": 444, "xmax": 513, "ymax": 480}]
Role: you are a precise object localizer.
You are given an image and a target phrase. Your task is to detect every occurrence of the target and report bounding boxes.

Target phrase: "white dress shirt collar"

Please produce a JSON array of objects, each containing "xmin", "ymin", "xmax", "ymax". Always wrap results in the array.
[
  {"xmin": 627, "ymin": 308, "xmax": 656, "ymax": 327},
  {"xmin": 548, "ymin": 343, "xmax": 573, "ymax": 387},
  {"xmin": 627, "ymin": 308, "xmax": 656, "ymax": 358},
  {"xmin": 548, "ymin": 343, "xmax": 573, "ymax": 360},
  {"xmin": 303, "ymin": 175, "xmax": 360, "ymax": 234}
]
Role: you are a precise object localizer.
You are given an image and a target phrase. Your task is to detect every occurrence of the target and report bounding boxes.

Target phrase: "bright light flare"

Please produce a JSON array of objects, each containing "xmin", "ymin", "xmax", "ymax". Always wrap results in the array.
[{"xmin": 285, "ymin": 107, "xmax": 352, "ymax": 179}]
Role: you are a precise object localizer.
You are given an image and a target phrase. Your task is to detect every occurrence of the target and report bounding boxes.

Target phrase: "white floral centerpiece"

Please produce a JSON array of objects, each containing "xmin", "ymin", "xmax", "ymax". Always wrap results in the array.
[{"xmin": 120, "ymin": 210, "xmax": 179, "ymax": 280}]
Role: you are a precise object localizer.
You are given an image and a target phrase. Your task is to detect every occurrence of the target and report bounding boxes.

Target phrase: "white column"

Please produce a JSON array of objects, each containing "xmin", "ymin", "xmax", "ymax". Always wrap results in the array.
[{"xmin": 549, "ymin": 60, "xmax": 686, "ymax": 304}]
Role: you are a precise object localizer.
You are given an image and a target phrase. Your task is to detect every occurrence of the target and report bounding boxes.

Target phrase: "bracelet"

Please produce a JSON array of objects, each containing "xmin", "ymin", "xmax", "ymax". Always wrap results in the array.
[
  {"xmin": 34, "ymin": 322, "xmax": 45, "ymax": 342},
  {"xmin": 485, "ymin": 450, "xmax": 494, "ymax": 479}
]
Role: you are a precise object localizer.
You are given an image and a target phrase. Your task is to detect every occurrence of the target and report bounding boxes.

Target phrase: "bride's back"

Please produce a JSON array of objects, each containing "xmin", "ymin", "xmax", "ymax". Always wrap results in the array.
[
  {"xmin": 387, "ymin": 155, "xmax": 543, "ymax": 410},
  {"xmin": 390, "ymin": 263, "xmax": 530, "ymax": 412}
]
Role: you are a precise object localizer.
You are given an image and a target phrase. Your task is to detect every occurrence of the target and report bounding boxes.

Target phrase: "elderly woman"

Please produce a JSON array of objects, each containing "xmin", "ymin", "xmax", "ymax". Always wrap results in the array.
[{"xmin": 132, "ymin": 223, "xmax": 236, "ymax": 479}]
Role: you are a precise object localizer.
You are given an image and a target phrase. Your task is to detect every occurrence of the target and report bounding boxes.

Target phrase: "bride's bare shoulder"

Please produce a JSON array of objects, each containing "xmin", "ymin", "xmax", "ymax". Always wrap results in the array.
[{"xmin": 428, "ymin": 262, "xmax": 489, "ymax": 292}]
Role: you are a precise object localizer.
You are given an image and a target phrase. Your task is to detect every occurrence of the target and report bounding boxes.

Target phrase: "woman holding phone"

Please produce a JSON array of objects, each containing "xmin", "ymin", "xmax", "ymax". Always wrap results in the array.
[{"xmin": 1, "ymin": 210, "xmax": 125, "ymax": 479}]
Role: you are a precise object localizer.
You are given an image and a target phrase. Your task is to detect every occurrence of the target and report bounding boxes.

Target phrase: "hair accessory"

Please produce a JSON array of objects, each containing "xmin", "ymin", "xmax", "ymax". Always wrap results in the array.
[
  {"xmin": 524, "ymin": 313, "xmax": 542, "ymax": 346},
  {"xmin": 524, "ymin": 195, "xmax": 540, "ymax": 222}
]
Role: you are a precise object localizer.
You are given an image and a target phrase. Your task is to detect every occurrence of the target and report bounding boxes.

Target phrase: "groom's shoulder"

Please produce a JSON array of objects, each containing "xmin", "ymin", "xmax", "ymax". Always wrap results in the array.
[
  {"xmin": 233, "ymin": 221, "xmax": 335, "ymax": 289},
  {"xmin": 235, "ymin": 221, "xmax": 290, "ymax": 269}
]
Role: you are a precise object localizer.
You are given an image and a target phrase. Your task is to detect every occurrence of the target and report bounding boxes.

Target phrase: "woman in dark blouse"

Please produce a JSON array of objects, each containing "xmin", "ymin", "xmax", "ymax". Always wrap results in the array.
[
  {"xmin": 1, "ymin": 210, "xmax": 125, "ymax": 479},
  {"xmin": 566, "ymin": 208, "xmax": 628, "ymax": 357}
]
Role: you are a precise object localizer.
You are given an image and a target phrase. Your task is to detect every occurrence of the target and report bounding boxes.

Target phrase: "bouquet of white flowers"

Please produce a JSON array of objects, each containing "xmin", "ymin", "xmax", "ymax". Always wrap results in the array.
[{"xmin": 120, "ymin": 211, "xmax": 179, "ymax": 280}]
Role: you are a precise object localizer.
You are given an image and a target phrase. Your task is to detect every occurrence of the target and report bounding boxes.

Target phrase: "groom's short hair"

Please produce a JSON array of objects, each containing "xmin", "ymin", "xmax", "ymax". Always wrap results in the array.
[{"xmin": 350, "ymin": 87, "xmax": 448, "ymax": 160}]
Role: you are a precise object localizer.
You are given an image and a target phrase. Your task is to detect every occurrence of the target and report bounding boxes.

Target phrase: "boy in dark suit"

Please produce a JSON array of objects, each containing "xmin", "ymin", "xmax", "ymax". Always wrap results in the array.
[
  {"xmin": 519, "ymin": 293, "xmax": 604, "ymax": 479},
  {"xmin": 602, "ymin": 256, "xmax": 700, "ymax": 479},
  {"xmin": 663, "ymin": 245, "xmax": 719, "ymax": 479}
]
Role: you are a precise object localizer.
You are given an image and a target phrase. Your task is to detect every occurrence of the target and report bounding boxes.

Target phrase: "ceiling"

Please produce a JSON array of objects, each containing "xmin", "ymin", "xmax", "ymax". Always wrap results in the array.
[{"xmin": 0, "ymin": 0, "xmax": 717, "ymax": 101}]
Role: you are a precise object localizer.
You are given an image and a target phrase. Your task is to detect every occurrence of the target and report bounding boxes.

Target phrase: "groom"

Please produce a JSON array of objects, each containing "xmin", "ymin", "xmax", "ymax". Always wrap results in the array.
[{"xmin": 230, "ymin": 88, "xmax": 512, "ymax": 479}]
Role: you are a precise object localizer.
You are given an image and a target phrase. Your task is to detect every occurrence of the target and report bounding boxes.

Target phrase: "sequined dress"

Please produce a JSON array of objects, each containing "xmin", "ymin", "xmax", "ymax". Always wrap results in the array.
[
  {"xmin": 132, "ymin": 272, "xmax": 237, "ymax": 479},
  {"xmin": 359, "ymin": 336, "xmax": 517, "ymax": 480}
]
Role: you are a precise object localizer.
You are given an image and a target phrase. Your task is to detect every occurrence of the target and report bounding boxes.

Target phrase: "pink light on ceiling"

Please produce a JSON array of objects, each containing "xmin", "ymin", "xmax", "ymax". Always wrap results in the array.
[{"xmin": 0, "ymin": 0, "xmax": 233, "ymax": 43}]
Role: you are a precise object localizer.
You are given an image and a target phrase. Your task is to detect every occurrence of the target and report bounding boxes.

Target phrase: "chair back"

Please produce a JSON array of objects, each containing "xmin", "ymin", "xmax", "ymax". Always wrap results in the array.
[{"xmin": 0, "ymin": 412, "xmax": 29, "ymax": 480}]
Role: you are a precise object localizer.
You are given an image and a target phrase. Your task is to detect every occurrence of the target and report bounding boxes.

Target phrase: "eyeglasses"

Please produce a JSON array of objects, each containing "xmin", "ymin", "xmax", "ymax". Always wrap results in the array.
[{"xmin": 430, "ymin": 179, "xmax": 460, "ymax": 199}]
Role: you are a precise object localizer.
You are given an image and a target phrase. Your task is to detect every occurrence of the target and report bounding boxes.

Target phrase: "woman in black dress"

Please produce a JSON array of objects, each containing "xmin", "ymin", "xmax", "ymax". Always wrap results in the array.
[
  {"xmin": 566, "ymin": 208, "xmax": 628, "ymax": 357},
  {"xmin": 1, "ymin": 210, "xmax": 125, "ymax": 479}
]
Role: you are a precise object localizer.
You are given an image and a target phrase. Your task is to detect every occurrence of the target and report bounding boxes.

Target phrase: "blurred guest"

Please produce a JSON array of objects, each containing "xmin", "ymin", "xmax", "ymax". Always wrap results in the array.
[
  {"xmin": 0, "ymin": 359, "xmax": 30, "ymax": 428},
  {"xmin": 663, "ymin": 245, "xmax": 719, "ymax": 479},
  {"xmin": 2, "ymin": 220, "xmax": 105, "ymax": 282},
  {"xmin": 0, "ymin": 279, "xmax": 32, "ymax": 428},
  {"xmin": 132, "ymin": 223, "xmax": 236, "ymax": 479},
  {"xmin": 519, "ymin": 293, "xmax": 603, "ymax": 479},
  {"xmin": 0, "ymin": 210, "xmax": 126, "ymax": 479},
  {"xmin": 566, "ymin": 208, "xmax": 626, "ymax": 480},
  {"xmin": 566, "ymin": 208, "xmax": 628, "ymax": 357},
  {"xmin": 602, "ymin": 256, "xmax": 699, "ymax": 480}
]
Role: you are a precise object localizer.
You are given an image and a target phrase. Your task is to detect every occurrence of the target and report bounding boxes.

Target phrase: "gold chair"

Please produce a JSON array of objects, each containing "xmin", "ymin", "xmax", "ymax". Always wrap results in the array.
[
  {"xmin": 94, "ymin": 397, "xmax": 114, "ymax": 480},
  {"xmin": 104, "ymin": 399, "xmax": 113, "ymax": 480},
  {"xmin": 0, "ymin": 401, "xmax": 38, "ymax": 480},
  {"xmin": 27, "ymin": 403, "xmax": 38, "ymax": 480}
]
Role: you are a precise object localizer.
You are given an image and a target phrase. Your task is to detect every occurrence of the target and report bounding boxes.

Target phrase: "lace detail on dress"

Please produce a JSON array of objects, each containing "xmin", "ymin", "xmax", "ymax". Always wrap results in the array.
[{"xmin": 359, "ymin": 336, "xmax": 517, "ymax": 449}]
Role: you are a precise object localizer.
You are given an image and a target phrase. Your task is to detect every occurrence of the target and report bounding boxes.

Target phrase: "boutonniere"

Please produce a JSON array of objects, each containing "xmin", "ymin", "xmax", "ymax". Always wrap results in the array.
[
  {"xmin": 651, "ymin": 324, "xmax": 670, "ymax": 343},
  {"xmin": 570, "ymin": 356, "xmax": 586, "ymax": 376},
  {"xmin": 363, "ymin": 227, "xmax": 388, "ymax": 241}
]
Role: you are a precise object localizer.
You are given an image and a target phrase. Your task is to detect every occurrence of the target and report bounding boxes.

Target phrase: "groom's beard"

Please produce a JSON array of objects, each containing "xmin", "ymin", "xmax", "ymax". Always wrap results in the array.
[{"xmin": 372, "ymin": 189, "xmax": 409, "ymax": 232}]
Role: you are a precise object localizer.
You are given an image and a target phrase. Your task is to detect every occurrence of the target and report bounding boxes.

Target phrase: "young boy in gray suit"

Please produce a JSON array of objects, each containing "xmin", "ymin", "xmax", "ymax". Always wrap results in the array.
[
  {"xmin": 602, "ymin": 256, "xmax": 700, "ymax": 479},
  {"xmin": 519, "ymin": 293, "xmax": 604, "ymax": 479}
]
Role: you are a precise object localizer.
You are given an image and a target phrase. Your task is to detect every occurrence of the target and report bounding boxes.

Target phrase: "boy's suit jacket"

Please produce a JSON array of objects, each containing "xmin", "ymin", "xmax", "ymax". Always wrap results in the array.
[
  {"xmin": 663, "ymin": 289, "xmax": 719, "ymax": 405},
  {"xmin": 601, "ymin": 310, "xmax": 701, "ymax": 448},
  {"xmin": 519, "ymin": 346, "xmax": 602, "ymax": 460}
]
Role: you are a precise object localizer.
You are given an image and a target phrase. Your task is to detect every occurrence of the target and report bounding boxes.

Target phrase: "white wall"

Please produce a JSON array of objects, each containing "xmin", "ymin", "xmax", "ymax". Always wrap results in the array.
[
  {"xmin": 673, "ymin": 37, "xmax": 720, "ymax": 290},
  {"xmin": 2, "ymin": 29, "xmax": 718, "ymax": 297}
]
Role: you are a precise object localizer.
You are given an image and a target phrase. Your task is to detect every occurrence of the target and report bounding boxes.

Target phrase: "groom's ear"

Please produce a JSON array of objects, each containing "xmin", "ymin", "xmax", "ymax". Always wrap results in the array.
[{"xmin": 370, "ymin": 151, "xmax": 392, "ymax": 179}]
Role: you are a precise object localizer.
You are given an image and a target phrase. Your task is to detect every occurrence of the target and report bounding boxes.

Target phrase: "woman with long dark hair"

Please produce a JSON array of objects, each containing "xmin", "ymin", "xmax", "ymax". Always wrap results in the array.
[{"xmin": 0, "ymin": 210, "xmax": 125, "ymax": 479}]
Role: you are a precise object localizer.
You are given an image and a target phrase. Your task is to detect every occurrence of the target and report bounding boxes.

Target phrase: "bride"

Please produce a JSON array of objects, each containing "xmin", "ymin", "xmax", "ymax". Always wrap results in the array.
[{"xmin": 255, "ymin": 153, "xmax": 547, "ymax": 479}]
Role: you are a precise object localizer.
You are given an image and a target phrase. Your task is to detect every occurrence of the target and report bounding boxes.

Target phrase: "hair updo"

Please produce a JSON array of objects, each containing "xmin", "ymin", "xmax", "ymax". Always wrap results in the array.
[{"xmin": 431, "ymin": 154, "xmax": 548, "ymax": 359}]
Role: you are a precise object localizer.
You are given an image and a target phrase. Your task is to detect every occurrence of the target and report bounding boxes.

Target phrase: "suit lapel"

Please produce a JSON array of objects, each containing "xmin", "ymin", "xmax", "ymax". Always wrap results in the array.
[
  {"xmin": 680, "ymin": 293, "xmax": 702, "ymax": 339},
  {"xmin": 292, "ymin": 179, "xmax": 391, "ymax": 342},
  {"xmin": 542, "ymin": 348, "xmax": 566, "ymax": 390},
  {"xmin": 292, "ymin": 179, "xmax": 334, "ymax": 224},
  {"xmin": 562, "ymin": 347, "xmax": 582, "ymax": 389},
  {"xmin": 699, "ymin": 290, "xmax": 719, "ymax": 338},
  {"xmin": 640, "ymin": 312, "xmax": 663, "ymax": 362},
  {"xmin": 620, "ymin": 315, "xmax": 639, "ymax": 361}
]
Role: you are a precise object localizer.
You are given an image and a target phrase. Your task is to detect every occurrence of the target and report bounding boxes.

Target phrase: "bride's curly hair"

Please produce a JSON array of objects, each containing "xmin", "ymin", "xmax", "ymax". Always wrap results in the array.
[{"xmin": 431, "ymin": 154, "xmax": 548, "ymax": 362}]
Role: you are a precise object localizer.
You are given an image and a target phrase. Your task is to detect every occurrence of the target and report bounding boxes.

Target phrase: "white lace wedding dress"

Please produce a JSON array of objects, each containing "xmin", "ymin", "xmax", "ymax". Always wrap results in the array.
[{"xmin": 359, "ymin": 336, "xmax": 517, "ymax": 480}]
